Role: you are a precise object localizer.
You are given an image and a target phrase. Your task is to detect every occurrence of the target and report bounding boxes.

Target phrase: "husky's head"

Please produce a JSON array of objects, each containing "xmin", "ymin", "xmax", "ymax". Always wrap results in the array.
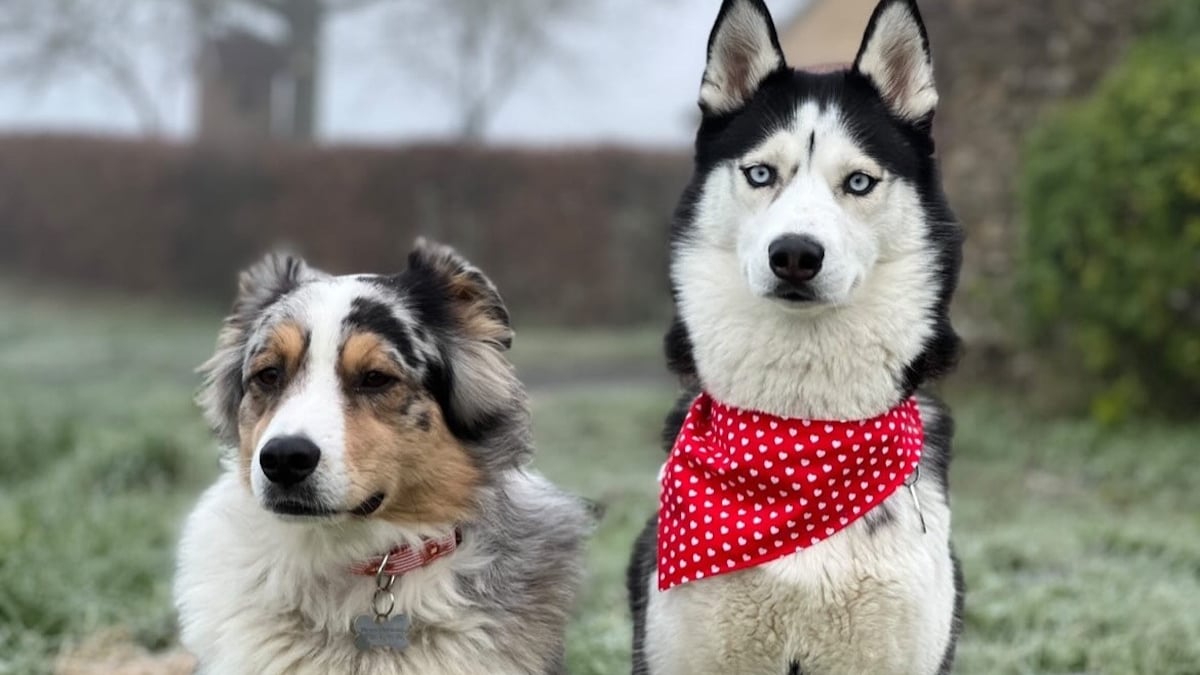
[
  {"xmin": 198, "ymin": 240, "xmax": 527, "ymax": 525},
  {"xmin": 670, "ymin": 0, "xmax": 962, "ymax": 419}
]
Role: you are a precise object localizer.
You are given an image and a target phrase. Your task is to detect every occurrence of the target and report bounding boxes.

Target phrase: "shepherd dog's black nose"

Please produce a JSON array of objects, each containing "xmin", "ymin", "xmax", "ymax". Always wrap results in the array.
[
  {"xmin": 259, "ymin": 436, "xmax": 321, "ymax": 486},
  {"xmin": 768, "ymin": 235, "xmax": 825, "ymax": 284}
]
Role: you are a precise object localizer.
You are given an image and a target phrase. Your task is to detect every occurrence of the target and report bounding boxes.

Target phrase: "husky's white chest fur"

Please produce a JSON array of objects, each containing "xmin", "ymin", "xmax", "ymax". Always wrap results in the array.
[{"xmin": 644, "ymin": 426, "xmax": 957, "ymax": 675}]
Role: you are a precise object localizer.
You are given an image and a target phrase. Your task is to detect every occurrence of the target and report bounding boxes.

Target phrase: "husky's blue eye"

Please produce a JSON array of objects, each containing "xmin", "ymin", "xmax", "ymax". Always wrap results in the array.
[
  {"xmin": 844, "ymin": 172, "xmax": 879, "ymax": 196},
  {"xmin": 742, "ymin": 164, "xmax": 777, "ymax": 188}
]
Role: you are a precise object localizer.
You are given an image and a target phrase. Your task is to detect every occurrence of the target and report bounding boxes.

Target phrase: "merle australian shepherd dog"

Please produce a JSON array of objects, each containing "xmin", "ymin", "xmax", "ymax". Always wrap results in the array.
[
  {"xmin": 175, "ymin": 241, "xmax": 591, "ymax": 674},
  {"xmin": 627, "ymin": 1, "xmax": 965, "ymax": 673}
]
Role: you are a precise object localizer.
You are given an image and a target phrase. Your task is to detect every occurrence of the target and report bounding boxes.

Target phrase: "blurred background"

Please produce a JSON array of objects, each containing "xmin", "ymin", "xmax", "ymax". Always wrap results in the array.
[{"xmin": 0, "ymin": 0, "xmax": 1197, "ymax": 673}]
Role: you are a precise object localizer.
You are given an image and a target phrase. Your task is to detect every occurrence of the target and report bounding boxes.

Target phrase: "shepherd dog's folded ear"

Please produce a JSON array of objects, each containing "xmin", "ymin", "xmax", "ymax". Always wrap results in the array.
[
  {"xmin": 403, "ymin": 239, "xmax": 525, "ymax": 447},
  {"xmin": 407, "ymin": 238, "xmax": 513, "ymax": 352}
]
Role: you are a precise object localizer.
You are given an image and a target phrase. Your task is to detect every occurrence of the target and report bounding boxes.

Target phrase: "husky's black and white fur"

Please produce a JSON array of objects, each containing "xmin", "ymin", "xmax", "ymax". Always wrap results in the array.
[
  {"xmin": 175, "ymin": 241, "xmax": 591, "ymax": 675},
  {"xmin": 627, "ymin": 1, "xmax": 965, "ymax": 673}
]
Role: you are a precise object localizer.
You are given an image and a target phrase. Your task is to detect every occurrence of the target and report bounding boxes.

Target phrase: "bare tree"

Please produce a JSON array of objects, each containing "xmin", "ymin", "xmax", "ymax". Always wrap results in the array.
[
  {"xmin": 0, "ymin": 0, "xmax": 393, "ymax": 141},
  {"xmin": 0, "ymin": 0, "xmax": 184, "ymax": 134},
  {"xmin": 386, "ymin": 0, "xmax": 595, "ymax": 142},
  {"xmin": 0, "ymin": 0, "xmax": 601, "ymax": 142},
  {"xmin": 194, "ymin": 0, "xmax": 390, "ymax": 141}
]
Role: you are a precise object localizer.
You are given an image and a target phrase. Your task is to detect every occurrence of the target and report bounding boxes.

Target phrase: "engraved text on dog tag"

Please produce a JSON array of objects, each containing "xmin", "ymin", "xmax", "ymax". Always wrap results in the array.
[{"xmin": 353, "ymin": 613, "xmax": 410, "ymax": 651}]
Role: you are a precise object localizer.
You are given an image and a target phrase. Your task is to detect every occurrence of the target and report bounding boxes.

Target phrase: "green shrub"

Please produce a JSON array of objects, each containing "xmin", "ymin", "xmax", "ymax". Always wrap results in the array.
[{"xmin": 1020, "ymin": 6, "xmax": 1200, "ymax": 423}]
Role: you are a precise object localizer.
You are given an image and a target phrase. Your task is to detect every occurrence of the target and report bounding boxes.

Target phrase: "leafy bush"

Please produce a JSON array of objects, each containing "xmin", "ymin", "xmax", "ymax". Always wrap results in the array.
[{"xmin": 1020, "ymin": 3, "xmax": 1200, "ymax": 423}]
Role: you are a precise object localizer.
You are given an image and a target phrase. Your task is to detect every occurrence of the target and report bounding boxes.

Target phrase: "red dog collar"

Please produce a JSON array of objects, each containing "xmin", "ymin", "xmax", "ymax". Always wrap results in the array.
[
  {"xmin": 350, "ymin": 529, "xmax": 461, "ymax": 577},
  {"xmin": 657, "ymin": 394, "xmax": 923, "ymax": 591}
]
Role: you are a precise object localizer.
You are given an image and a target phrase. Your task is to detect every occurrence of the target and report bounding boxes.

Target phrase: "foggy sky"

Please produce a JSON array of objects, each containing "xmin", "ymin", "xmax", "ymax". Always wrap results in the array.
[{"xmin": 0, "ymin": 0, "xmax": 806, "ymax": 146}]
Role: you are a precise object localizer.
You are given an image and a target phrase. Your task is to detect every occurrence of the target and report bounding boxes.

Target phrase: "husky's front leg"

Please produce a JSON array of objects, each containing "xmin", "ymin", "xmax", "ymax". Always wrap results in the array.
[{"xmin": 641, "ymin": 574, "xmax": 787, "ymax": 675}]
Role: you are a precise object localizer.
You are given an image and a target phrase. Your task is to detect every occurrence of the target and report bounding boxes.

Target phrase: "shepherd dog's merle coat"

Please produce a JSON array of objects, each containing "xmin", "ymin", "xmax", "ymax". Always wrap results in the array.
[
  {"xmin": 175, "ymin": 241, "xmax": 591, "ymax": 675},
  {"xmin": 627, "ymin": 1, "xmax": 965, "ymax": 673}
]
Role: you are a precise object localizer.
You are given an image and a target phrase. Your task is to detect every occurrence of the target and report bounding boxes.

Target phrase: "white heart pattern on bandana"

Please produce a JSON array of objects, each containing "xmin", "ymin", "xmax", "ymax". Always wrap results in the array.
[{"xmin": 656, "ymin": 393, "xmax": 923, "ymax": 591}]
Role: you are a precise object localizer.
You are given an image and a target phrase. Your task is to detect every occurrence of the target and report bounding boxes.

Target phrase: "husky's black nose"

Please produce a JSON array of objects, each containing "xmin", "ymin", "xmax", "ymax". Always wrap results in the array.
[
  {"xmin": 768, "ymin": 235, "xmax": 824, "ymax": 284},
  {"xmin": 260, "ymin": 436, "xmax": 321, "ymax": 486}
]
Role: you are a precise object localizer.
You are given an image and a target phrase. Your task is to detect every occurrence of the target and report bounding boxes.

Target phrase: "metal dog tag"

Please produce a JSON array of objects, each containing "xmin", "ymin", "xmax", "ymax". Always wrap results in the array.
[
  {"xmin": 353, "ymin": 613, "xmax": 410, "ymax": 651},
  {"xmin": 354, "ymin": 552, "xmax": 410, "ymax": 651}
]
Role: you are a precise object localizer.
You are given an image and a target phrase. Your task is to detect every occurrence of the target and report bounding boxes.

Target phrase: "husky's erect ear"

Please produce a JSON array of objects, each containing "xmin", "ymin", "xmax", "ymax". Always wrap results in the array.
[
  {"xmin": 699, "ymin": 0, "xmax": 787, "ymax": 116},
  {"xmin": 854, "ymin": 0, "xmax": 938, "ymax": 124},
  {"xmin": 197, "ymin": 253, "xmax": 318, "ymax": 447},
  {"xmin": 407, "ymin": 239, "xmax": 522, "ymax": 445}
]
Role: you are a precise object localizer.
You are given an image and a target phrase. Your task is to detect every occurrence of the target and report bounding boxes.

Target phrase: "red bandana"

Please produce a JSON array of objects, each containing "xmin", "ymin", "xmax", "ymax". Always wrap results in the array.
[{"xmin": 657, "ymin": 394, "xmax": 923, "ymax": 591}]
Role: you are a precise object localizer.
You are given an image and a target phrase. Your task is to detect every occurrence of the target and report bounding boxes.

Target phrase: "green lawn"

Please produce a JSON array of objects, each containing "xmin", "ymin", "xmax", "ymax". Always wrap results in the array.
[{"xmin": 1, "ymin": 288, "xmax": 1198, "ymax": 674}]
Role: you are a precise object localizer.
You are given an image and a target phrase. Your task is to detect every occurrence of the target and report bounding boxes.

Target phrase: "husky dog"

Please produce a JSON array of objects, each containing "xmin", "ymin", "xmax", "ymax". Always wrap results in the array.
[
  {"xmin": 627, "ymin": 1, "xmax": 965, "ymax": 674},
  {"xmin": 175, "ymin": 241, "xmax": 591, "ymax": 675}
]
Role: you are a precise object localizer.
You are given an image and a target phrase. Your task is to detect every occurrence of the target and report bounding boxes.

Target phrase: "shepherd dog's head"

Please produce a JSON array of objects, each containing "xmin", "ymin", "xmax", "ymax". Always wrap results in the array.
[
  {"xmin": 198, "ymin": 240, "xmax": 527, "ymax": 525},
  {"xmin": 669, "ymin": 0, "xmax": 962, "ymax": 418}
]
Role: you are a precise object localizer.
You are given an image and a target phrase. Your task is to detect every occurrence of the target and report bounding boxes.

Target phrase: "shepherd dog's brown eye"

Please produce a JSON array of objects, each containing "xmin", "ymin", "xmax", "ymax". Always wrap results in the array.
[
  {"xmin": 358, "ymin": 370, "xmax": 396, "ymax": 391},
  {"xmin": 253, "ymin": 367, "xmax": 282, "ymax": 388}
]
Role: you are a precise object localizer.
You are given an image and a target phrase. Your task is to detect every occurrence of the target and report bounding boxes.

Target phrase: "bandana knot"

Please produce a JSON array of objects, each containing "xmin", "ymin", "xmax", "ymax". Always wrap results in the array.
[{"xmin": 657, "ymin": 394, "xmax": 923, "ymax": 591}]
